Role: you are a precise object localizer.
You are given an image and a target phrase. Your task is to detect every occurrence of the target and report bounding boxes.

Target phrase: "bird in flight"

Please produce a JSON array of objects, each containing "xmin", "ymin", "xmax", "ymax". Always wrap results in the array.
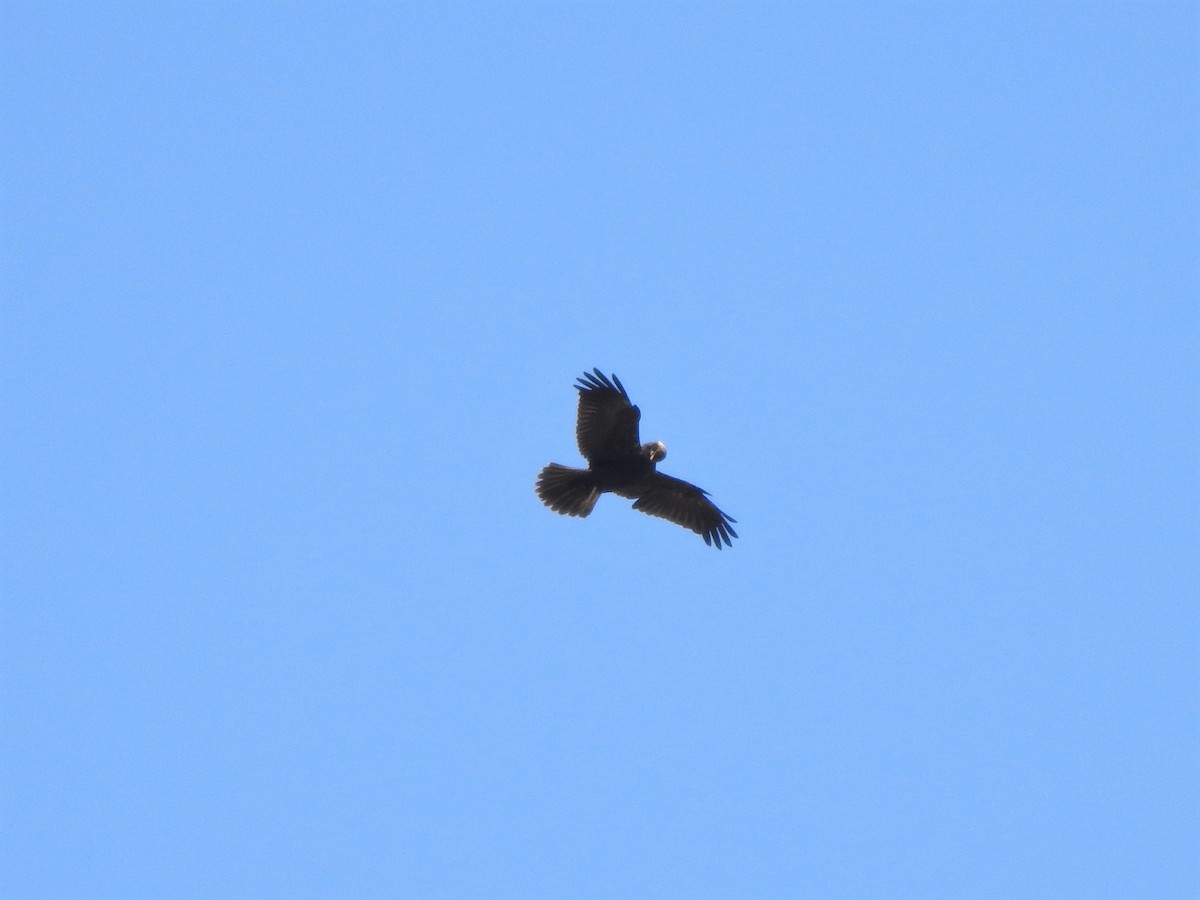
[{"xmin": 535, "ymin": 369, "xmax": 737, "ymax": 548}]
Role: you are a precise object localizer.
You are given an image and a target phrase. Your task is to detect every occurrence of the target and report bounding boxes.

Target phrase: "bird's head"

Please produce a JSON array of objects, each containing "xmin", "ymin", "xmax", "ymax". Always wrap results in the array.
[{"xmin": 642, "ymin": 441, "xmax": 667, "ymax": 464}]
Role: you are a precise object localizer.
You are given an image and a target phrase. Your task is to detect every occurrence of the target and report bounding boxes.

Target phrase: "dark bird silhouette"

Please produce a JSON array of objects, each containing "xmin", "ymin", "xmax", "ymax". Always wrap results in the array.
[{"xmin": 535, "ymin": 369, "xmax": 737, "ymax": 548}]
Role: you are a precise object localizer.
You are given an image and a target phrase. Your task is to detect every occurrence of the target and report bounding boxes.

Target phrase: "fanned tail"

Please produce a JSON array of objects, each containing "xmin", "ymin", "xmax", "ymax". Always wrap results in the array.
[{"xmin": 535, "ymin": 464, "xmax": 600, "ymax": 517}]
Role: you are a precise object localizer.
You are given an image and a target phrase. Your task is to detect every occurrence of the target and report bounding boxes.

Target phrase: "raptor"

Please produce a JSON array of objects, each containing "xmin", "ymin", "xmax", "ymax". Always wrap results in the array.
[{"xmin": 535, "ymin": 369, "xmax": 737, "ymax": 548}]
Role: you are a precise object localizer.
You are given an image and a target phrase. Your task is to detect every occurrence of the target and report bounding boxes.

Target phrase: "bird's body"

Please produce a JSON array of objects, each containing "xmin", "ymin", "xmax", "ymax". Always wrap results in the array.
[{"xmin": 535, "ymin": 369, "xmax": 737, "ymax": 548}]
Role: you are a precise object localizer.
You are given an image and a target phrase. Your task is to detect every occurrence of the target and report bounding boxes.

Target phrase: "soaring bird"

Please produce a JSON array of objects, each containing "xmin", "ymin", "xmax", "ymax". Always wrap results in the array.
[{"xmin": 535, "ymin": 369, "xmax": 737, "ymax": 548}]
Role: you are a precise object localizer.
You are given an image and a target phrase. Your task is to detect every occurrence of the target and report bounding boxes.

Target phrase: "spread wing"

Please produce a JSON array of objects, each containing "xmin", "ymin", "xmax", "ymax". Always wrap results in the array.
[
  {"xmin": 575, "ymin": 369, "xmax": 642, "ymax": 464},
  {"xmin": 630, "ymin": 471, "xmax": 738, "ymax": 548}
]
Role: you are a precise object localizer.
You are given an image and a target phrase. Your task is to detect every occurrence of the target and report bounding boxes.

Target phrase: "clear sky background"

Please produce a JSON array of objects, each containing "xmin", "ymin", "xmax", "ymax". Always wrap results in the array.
[{"xmin": 3, "ymin": 3, "xmax": 1197, "ymax": 898}]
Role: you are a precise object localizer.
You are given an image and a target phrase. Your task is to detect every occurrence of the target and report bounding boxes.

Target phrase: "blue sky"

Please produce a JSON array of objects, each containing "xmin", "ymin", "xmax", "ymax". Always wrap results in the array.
[{"xmin": 2, "ymin": 2, "xmax": 1197, "ymax": 897}]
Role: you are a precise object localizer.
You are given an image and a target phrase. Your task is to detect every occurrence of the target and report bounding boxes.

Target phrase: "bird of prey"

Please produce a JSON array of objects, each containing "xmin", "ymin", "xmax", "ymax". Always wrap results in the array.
[{"xmin": 535, "ymin": 369, "xmax": 737, "ymax": 548}]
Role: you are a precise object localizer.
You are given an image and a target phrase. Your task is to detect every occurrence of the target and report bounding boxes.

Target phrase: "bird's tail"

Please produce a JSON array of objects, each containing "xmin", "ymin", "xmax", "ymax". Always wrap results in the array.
[{"xmin": 536, "ymin": 463, "xmax": 600, "ymax": 517}]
